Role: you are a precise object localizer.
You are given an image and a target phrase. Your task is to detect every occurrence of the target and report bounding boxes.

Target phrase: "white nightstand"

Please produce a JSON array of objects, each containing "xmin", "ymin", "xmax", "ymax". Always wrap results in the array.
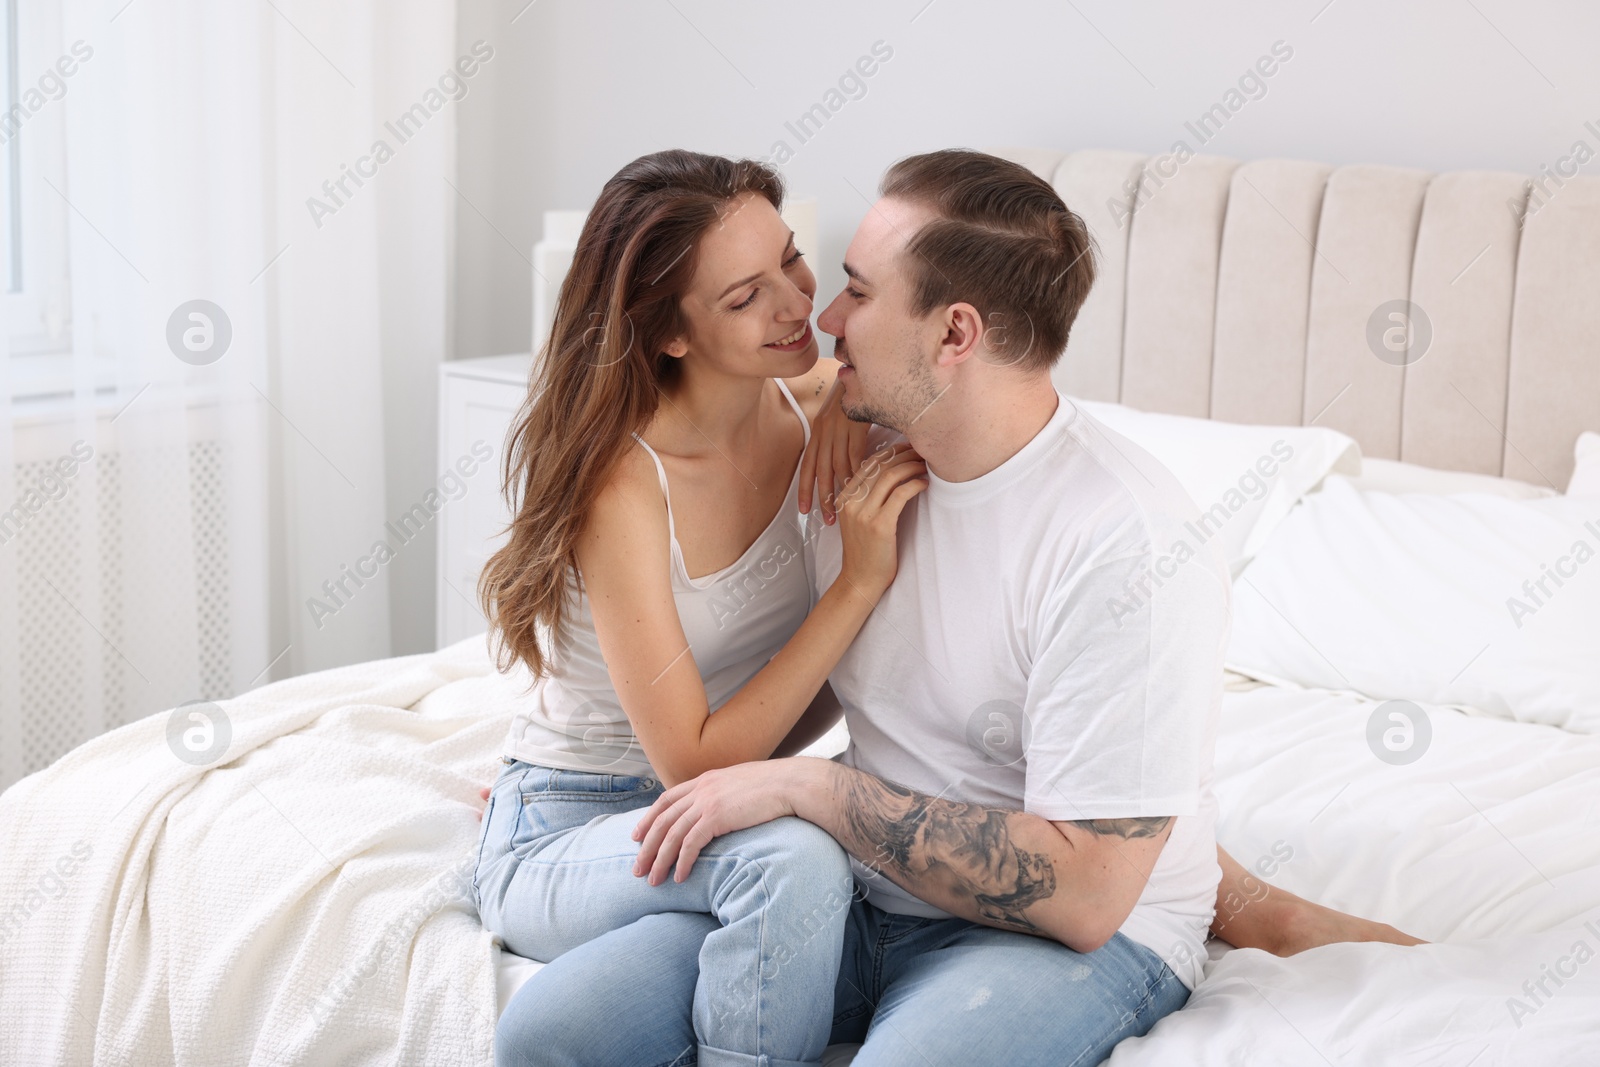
[{"xmin": 436, "ymin": 353, "xmax": 535, "ymax": 648}]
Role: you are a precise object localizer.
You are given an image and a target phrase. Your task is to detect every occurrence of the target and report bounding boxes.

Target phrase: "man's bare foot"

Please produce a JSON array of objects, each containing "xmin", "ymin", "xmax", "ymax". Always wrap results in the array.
[
  {"xmin": 1211, "ymin": 848, "xmax": 1428, "ymax": 955},
  {"xmin": 1262, "ymin": 894, "xmax": 1427, "ymax": 956}
]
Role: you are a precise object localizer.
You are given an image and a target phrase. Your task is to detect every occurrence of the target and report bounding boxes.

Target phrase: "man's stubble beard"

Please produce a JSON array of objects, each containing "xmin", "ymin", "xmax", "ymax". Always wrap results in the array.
[{"xmin": 840, "ymin": 340, "xmax": 941, "ymax": 434}]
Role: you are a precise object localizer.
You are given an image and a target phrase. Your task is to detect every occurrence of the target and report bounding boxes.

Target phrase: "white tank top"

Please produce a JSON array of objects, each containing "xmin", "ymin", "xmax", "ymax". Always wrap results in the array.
[{"xmin": 501, "ymin": 380, "xmax": 814, "ymax": 776}]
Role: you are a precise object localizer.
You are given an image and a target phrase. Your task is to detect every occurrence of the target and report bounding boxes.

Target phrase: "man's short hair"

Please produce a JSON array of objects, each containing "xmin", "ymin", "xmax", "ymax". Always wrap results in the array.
[{"xmin": 880, "ymin": 149, "xmax": 1097, "ymax": 371}]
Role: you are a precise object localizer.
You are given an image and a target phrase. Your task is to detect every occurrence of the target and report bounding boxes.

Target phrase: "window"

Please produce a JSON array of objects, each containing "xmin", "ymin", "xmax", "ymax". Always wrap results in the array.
[
  {"xmin": 3, "ymin": 0, "xmax": 75, "ymax": 401},
  {"xmin": 3, "ymin": 0, "xmax": 19, "ymax": 292}
]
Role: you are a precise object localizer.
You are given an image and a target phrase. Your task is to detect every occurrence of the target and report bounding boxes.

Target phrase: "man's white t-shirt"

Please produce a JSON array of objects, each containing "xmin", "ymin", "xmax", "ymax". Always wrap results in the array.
[{"xmin": 804, "ymin": 392, "xmax": 1229, "ymax": 989}]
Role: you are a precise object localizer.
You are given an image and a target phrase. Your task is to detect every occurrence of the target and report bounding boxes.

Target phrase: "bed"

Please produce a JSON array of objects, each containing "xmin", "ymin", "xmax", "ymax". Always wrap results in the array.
[{"xmin": 2, "ymin": 146, "xmax": 1598, "ymax": 1066}]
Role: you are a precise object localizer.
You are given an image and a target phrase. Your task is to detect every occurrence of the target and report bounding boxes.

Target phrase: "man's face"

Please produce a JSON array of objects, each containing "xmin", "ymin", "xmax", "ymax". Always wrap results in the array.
[{"xmin": 816, "ymin": 198, "xmax": 945, "ymax": 432}]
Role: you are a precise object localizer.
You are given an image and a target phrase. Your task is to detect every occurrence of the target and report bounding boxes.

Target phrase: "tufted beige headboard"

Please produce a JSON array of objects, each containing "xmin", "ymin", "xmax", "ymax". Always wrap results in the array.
[{"xmin": 994, "ymin": 147, "xmax": 1600, "ymax": 490}]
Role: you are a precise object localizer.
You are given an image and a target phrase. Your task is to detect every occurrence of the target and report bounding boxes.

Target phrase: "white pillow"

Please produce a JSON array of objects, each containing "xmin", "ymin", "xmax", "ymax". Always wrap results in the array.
[
  {"xmin": 1340, "ymin": 457, "xmax": 1556, "ymax": 499},
  {"xmin": 1228, "ymin": 478, "xmax": 1600, "ymax": 732},
  {"xmin": 1569, "ymin": 431, "xmax": 1600, "ymax": 497},
  {"xmin": 1071, "ymin": 398, "xmax": 1360, "ymax": 575}
]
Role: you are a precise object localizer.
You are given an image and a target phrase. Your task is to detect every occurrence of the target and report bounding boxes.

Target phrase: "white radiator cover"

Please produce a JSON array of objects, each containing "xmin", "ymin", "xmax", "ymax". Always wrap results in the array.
[{"xmin": 2, "ymin": 404, "xmax": 240, "ymax": 791}]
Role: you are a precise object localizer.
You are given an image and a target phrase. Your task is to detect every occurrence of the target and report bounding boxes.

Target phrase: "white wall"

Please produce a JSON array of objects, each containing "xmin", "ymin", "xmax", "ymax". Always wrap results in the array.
[{"xmin": 453, "ymin": 0, "xmax": 1599, "ymax": 360}]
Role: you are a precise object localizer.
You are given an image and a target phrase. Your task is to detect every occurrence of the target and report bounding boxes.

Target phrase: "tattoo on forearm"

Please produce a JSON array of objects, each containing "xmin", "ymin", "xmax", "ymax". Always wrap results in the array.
[
  {"xmin": 835, "ymin": 772, "xmax": 1056, "ymax": 934},
  {"xmin": 1067, "ymin": 816, "xmax": 1173, "ymax": 840}
]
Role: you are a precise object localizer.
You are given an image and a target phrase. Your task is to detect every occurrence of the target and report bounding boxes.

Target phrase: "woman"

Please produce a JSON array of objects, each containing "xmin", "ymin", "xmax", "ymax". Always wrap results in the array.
[
  {"xmin": 473, "ymin": 149, "xmax": 1420, "ymax": 1067},
  {"xmin": 472, "ymin": 149, "xmax": 923, "ymax": 1067}
]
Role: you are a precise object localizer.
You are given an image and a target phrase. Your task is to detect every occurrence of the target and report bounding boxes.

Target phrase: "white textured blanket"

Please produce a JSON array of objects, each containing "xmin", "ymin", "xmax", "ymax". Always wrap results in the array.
[{"xmin": 0, "ymin": 637, "xmax": 516, "ymax": 1067}]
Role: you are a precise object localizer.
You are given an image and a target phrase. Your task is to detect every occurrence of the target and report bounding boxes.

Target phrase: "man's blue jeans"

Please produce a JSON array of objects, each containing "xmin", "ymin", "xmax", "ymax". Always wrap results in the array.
[
  {"xmin": 824, "ymin": 900, "xmax": 1189, "ymax": 1065},
  {"xmin": 475, "ymin": 760, "xmax": 855, "ymax": 1067}
]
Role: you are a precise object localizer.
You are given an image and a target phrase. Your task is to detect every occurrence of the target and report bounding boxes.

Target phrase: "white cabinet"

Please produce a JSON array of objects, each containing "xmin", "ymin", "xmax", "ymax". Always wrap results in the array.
[{"xmin": 436, "ymin": 353, "xmax": 534, "ymax": 648}]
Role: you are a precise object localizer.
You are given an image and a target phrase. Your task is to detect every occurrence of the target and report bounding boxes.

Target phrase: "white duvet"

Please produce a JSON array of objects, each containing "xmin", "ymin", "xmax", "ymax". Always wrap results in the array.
[
  {"xmin": 3, "ymin": 643, "xmax": 1598, "ymax": 1065},
  {"xmin": 1110, "ymin": 680, "xmax": 1600, "ymax": 1066}
]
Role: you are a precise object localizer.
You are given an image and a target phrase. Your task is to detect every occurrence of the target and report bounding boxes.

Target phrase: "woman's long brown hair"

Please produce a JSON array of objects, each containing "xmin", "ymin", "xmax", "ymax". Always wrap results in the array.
[{"xmin": 479, "ymin": 150, "xmax": 784, "ymax": 678}]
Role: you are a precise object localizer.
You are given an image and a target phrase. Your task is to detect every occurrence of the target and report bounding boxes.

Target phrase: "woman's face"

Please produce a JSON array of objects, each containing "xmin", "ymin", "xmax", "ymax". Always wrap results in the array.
[{"xmin": 669, "ymin": 192, "xmax": 819, "ymax": 380}]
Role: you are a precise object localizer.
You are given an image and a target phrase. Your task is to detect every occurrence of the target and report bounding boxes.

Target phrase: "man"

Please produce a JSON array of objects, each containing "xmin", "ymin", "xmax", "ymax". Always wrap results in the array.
[
  {"xmin": 633, "ymin": 149, "xmax": 1419, "ymax": 1064},
  {"xmin": 632, "ymin": 149, "xmax": 1220, "ymax": 1063}
]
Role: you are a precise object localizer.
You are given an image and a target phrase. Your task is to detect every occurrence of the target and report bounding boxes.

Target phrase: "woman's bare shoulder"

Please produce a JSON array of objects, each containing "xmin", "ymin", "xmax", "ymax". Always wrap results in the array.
[{"xmin": 585, "ymin": 442, "xmax": 669, "ymax": 546}]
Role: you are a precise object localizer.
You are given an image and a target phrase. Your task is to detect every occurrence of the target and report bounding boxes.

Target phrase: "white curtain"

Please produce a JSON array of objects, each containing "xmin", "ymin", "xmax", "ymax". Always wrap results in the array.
[{"xmin": 0, "ymin": 0, "xmax": 456, "ymax": 789}]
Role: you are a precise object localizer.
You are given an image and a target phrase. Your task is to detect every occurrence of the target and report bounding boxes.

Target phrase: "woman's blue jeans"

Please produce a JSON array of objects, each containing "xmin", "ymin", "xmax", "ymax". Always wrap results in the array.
[{"xmin": 474, "ymin": 760, "xmax": 854, "ymax": 1067}]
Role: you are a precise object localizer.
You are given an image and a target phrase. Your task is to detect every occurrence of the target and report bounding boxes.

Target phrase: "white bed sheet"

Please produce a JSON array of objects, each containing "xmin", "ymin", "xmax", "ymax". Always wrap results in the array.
[{"xmin": 495, "ymin": 679, "xmax": 1600, "ymax": 1065}]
